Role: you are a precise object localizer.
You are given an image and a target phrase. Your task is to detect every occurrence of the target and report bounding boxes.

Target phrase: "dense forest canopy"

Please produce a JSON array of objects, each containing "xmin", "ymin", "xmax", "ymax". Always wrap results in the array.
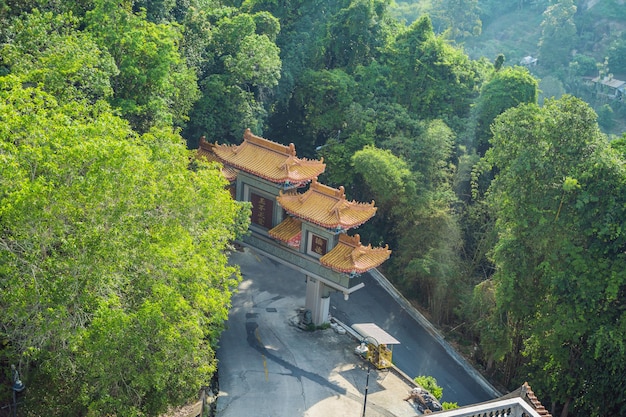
[{"xmin": 0, "ymin": 1, "xmax": 625, "ymax": 416}]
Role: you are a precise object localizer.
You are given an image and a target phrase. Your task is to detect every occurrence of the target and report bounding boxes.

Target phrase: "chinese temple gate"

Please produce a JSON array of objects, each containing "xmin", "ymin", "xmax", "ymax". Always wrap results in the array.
[{"xmin": 198, "ymin": 129, "xmax": 391, "ymax": 325}]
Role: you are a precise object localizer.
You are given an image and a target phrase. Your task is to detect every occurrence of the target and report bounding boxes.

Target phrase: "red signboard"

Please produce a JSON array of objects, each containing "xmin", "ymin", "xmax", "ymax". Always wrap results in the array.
[
  {"xmin": 251, "ymin": 193, "xmax": 274, "ymax": 228},
  {"xmin": 311, "ymin": 234, "xmax": 327, "ymax": 256}
]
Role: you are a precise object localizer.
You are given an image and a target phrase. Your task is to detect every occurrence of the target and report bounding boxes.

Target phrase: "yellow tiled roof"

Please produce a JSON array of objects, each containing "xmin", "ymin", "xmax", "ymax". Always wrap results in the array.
[
  {"xmin": 320, "ymin": 234, "xmax": 391, "ymax": 274},
  {"xmin": 212, "ymin": 129, "xmax": 325, "ymax": 185},
  {"xmin": 196, "ymin": 137, "xmax": 238, "ymax": 182},
  {"xmin": 269, "ymin": 217, "xmax": 302, "ymax": 248},
  {"xmin": 277, "ymin": 179, "xmax": 377, "ymax": 230}
]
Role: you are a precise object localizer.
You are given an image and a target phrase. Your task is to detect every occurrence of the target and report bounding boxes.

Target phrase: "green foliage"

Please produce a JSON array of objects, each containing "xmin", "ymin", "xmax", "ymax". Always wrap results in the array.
[
  {"xmin": 323, "ymin": 0, "xmax": 391, "ymax": 70},
  {"xmin": 387, "ymin": 15, "xmax": 484, "ymax": 119},
  {"xmin": 473, "ymin": 65, "xmax": 538, "ymax": 155},
  {"xmin": 433, "ymin": 0, "xmax": 482, "ymax": 41},
  {"xmin": 597, "ymin": 103, "xmax": 615, "ymax": 131},
  {"xmin": 251, "ymin": 10, "xmax": 281, "ymax": 41},
  {"xmin": 0, "ymin": 75, "xmax": 247, "ymax": 416},
  {"xmin": 352, "ymin": 145, "xmax": 415, "ymax": 208},
  {"xmin": 537, "ymin": 0, "xmax": 577, "ymax": 70},
  {"xmin": 483, "ymin": 95, "xmax": 626, "ymax": 415},
  {"xmin": 607, "ymin": 32, "xmax": 626, "ymax": 76},
  {"xmin": 442, "ymin": 401, "xmax": 459, "ymax": 410},
  {"xmin": 380, "ymin": 118, "xmax": 455, "ymax": 201},
  {"xmin": 289, "ymin": 68, "xmax": 356, "ymax": 153},
  {"xmin": 413, "ymin": 375, "xmax": 443, "ymax": 400},
  {"xmin": 609, "ymin": 134, "xmax": 626, "ymax": 158},
  {"xmin": 316, "ymin": 126, "xmax": 375, "ymax": 189},
  {"xmin": 352, "ymin": 144, "xmax": 462, "ymax": 323},
  {"xmin": 538, "ymin": 75, "xmax": 565, "ymax": 104},
  {"xmin": 187, "ymin": 75, "xmax": 266, "ymax": 145},
  {"xmin": 132, "ymin": 0, "xmax": 180, "ymax": 22},
  {"xmin": 388, "ymin": 1, "xmax": 428, "ymax": 25},
  {"xmin": 1, "ymin": 10, "xmax": 118, "ymax": 104},
  {"xmin": 86, "ymin": 0, "xmax": 200, "ymax": 132},
  {"xmin": 183, "ymin": 5, "xmax": 281, "ymax": 143},
  {"xmin": 570, "ymin": 54, "xmax": 598, "ymax": 77}
]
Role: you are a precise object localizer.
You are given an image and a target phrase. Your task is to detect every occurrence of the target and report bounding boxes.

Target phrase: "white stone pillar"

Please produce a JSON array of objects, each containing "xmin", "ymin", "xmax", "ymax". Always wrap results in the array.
[{"xmin": 305, "ymin": 276, "xmax": 331, "ymax": 326}]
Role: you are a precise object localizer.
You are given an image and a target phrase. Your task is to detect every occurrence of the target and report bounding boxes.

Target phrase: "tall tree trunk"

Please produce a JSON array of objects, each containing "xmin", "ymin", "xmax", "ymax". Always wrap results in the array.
[
  {"xmin": 560, "ymin": 397, "xmax": 572, "ymax": 417},
  {"xmin": 503, "ymin": 320, "xmax": 524, "ymax": 386}
]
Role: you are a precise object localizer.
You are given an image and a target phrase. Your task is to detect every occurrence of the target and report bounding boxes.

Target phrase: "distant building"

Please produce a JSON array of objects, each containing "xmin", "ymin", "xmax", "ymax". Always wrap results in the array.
[
  {"xmin": 591, "ymin": 75, "xmax": 625, "ymax": 100},
  {"xmin": 520, "ymin": 56, "xmax": 538, "ymax": 67}
]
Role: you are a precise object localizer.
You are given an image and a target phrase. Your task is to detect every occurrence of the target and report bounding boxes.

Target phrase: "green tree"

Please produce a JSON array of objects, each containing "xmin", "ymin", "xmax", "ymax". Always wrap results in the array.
[
  {"xmin": 323, "ymin": 0, "xmax": 391, "ymax": 70},
  {"xmin": 288, "ymin": 68, "xmax": 356, "ymax": 153},
  {"xmin": 569, "ymin": 54, "xmax": 597, "ymax": 76},
  {"xmin": 316, "ymin": 124, "xmax": 375, "ymax": 190},
  {"xmin": 352, "ymin": 146, "xmax": 462, "ymax": 323},
  {"xmin": 432, "ymin": 0, "xmax": 482, "ymax": 41},
  {"xmin": 381, "ymin": 118, "xmax": 455, "ymax": 190},
  {"xmin": 596, "ymin": 103, "xmax": 615, "ymax": 131},
  {"xmin": 186, "ymin": 74, "xmax": 267, "ymax": 146},
  {"xmin": 473, "ymin": 66, "xmax": 538, "ymax": 156},
  {"xmin": 1, "ymin": 9, "xmax": 118, "ymax": 104},
  {"xmin": 183, "ymin": 6, "xmax": 281, "ymax": 144},
  {"xmin": 387, "ymin": 15, "xmax": 484, "ymax": 119},
  {"xmin": 483, "ymin": 95, "xmax": 626, "ymax": 417},
  {"xmin": 607, "ymin": 33, "xmax": 626, "ymax": 75},
  {"xmin": 0, "ymin": 75, "xmax": 249, "ymax": 416},
  {"xmin": 537, "ymin": 0, "xmax": 577, "ymax": 70},
  {"xmin": 85, "ymin": 0, "xmax": 200, "ymax": 132}
]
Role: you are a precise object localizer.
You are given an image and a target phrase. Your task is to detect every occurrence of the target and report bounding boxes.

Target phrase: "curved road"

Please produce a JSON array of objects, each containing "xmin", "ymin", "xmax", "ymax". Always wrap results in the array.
[
  {"xmin": 328, "ymin": 271, "xmax": 498, "ymax": 406},
  {"xmin": 228, "ymin": 247, "xmax": 499, "ymax": 408}
]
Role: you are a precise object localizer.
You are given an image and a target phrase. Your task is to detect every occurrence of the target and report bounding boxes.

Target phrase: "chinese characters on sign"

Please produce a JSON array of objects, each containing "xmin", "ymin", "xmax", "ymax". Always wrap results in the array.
[
  {"xmin": 311, "ymin": 234, "xmax": 327, "ymax": 256},
  {"xmin": 251, "ymin": 192, "xmax": 274, "ymax": 228}
]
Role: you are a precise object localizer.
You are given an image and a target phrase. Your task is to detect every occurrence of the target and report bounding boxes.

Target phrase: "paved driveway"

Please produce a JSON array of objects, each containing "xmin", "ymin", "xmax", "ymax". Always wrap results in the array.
[{"xmin": 216, "ymin": 248, "xmax": 420, "ymax": 417}]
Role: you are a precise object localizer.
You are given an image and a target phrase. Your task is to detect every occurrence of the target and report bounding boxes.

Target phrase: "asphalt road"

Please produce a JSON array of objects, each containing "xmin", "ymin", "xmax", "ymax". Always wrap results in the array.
[
  {"xmin": 217, "ymin": 248, "xmax": 420, "ymax": 417},
  {"xmin": 220, "ymin": 246, "xmax": 499, "ymax": 413},
  {"xmin": 328, "ymin": 271, "xmax": 497, "ymax": 406}
]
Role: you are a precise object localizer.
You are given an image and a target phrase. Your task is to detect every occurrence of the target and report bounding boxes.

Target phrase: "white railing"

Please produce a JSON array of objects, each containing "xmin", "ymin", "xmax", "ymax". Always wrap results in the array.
[{"xmin": 432, "ymin": 397, "xmax": 543, "ymax": 417}]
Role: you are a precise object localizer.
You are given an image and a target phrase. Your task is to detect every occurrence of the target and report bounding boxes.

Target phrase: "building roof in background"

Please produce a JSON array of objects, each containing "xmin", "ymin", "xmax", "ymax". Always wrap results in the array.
[{"xmin": 592, "ymin": 76, "xmax": 626, "ymax": 90}]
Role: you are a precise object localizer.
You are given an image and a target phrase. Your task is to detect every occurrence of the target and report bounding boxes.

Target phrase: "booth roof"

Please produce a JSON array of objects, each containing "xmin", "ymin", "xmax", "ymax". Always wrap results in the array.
[{"xmin": 352, "ymin": 323, "xmax": 400, "ymax": 345}]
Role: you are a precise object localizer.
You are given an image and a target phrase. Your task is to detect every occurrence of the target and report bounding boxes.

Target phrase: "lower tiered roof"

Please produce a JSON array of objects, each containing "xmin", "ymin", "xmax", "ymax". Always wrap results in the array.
[
  {"xmin": 268, "ymin": 217, "xmax": 302, "ymax": 249},
  {"xmin": 320, "ymin": 234, "xmax": 391, "ymax": 274}
]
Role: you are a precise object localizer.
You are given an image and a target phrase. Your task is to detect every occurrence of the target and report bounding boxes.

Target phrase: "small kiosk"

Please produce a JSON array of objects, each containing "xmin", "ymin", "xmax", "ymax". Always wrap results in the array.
[{"xmin": 353, "ymin": 323, "xmax": 400, "ymax": 369}]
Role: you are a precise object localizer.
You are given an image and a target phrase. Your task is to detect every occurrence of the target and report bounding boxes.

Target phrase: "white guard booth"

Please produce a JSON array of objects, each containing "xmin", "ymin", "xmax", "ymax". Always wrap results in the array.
[{"xmin": 352, "ymin": 323, "xmax": 400, "ymax": 369}]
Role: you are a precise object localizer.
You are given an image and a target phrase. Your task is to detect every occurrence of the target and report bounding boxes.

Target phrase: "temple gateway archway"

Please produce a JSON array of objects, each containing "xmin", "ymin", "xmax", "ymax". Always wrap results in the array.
[{"xmin": 198, "ymin": 129, "xmax": 391, "ymax": 325}]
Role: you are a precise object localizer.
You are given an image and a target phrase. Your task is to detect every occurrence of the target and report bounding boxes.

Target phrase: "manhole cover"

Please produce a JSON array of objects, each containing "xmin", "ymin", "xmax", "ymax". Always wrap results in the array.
[
  {"xmin": 246, "ymin": 313, "xmax": 259, "ymax": 319},
  {"xmin": 266, "ymin": 308, "xmax": 277, "ymax": 313}
]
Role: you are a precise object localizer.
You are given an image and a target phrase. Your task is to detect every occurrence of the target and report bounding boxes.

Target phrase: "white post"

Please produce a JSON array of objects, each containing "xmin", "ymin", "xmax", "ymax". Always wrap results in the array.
[{"xmin": 305, "ymin": 276, "xmax": 331, "ymax": 326}]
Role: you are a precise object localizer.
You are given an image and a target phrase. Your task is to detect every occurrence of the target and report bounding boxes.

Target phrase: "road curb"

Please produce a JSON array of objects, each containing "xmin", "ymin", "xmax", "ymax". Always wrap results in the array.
[{"xmin": 368, "ymin": 268, "xmax": 501, "ymax": 399}]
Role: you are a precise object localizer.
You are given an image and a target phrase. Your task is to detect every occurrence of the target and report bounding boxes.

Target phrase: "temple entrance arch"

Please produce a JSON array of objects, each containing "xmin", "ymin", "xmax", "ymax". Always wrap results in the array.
[{"xmin": 197, "ymin": 129, "xmax": 390, "ymax": 325}]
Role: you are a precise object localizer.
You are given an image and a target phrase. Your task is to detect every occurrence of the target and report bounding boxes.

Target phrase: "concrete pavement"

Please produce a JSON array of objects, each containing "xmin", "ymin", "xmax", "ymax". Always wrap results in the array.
[{"xmin": 216, "ymin": 247, "xmax": 420, "ymax": 417}]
